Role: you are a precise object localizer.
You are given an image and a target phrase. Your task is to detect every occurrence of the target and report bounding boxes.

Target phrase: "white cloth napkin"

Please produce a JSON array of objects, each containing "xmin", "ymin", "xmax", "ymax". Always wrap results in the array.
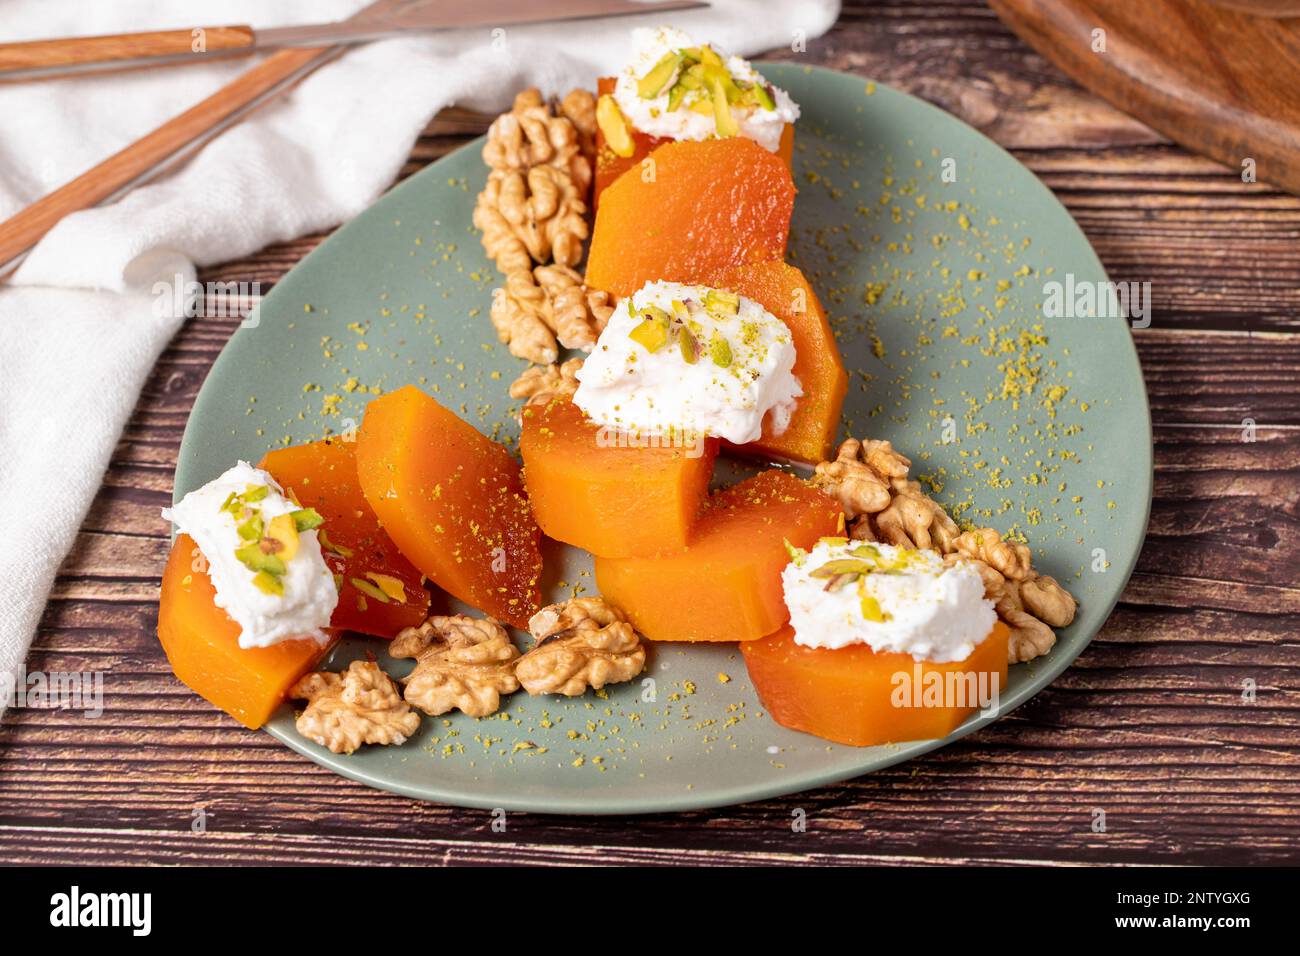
[{"xmin": 0, "ymin": 0, "xmax": 839, "ymax": 715}]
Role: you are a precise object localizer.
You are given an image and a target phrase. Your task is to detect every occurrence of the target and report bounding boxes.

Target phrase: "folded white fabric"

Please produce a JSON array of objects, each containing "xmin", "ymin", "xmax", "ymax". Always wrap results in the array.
[{"xmin": 0, "ymin": 0, "xmax": 840, "ymax": 716}]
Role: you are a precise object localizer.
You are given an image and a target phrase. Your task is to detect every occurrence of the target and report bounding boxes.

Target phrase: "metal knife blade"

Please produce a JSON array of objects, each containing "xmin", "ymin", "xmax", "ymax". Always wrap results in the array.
[
  {"xmin": 257, "ymin": 0, "xmax": 708, "ymax": 49},
  {"xmin": 0, "ymin": 0, "xmax": 708, "ymax": 83}
]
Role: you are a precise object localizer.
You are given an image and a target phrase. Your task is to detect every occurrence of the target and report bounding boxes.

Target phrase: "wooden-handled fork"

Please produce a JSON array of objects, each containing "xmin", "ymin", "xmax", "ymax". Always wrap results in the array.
[
  {"xmin": 0, "ymin": 0, "xmax": 705, "ymax": 81},
  {"xmin": 0, "ymin": 45, "xmax": 337, "ymax": 273}
]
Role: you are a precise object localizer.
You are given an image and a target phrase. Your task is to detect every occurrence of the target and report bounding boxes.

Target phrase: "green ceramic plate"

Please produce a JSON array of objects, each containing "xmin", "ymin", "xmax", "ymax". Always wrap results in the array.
[{"xmin": 175, "ymin": 64, "xmax": 1151, "ymax": 814}]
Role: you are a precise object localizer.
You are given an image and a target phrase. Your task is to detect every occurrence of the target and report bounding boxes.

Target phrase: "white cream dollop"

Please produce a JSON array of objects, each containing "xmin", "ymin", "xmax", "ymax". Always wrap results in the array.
[
  {"xmin": 782, "ymin": 538, "xmax": 996, "ymax": 663},
  {"xmin": 573, "ymin": 280, "xmax": 801, "ymax": 445},
  {"xmin": 163, "ymin": 461, "xmax": 338, "ymax": 650},
  {"xmin": 612, "ymin": 26, "xmax": 799, "ymax": 153}
]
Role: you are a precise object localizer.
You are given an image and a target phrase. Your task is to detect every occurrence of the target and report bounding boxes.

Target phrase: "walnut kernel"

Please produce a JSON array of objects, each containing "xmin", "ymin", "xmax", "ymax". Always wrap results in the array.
[
  {"xmin": 290, "ymin": 660, "xmax": 420, "ymax": 755},
  {"xmin": 516, "ymin": 597, "xmax": 645, "ymax": 696},
  {"xmin": 510, "ymin": 357, "xmax": 584, "ymax": 407},
  {"xmin": 390, "ymin": 614, "xmax": 521, "ymax": 718}
]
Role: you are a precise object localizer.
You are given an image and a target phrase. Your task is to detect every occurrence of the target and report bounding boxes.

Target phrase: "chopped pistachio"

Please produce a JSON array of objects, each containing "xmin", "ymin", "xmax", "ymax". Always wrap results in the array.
[
  {"xmin": 709, "ymin": 331, "xmax": 733, "ymax": 368},
  {"xmin": 703, "ymin": 289, "xmax": 740, "ymax": 315},
  {"xmin": 822, "ymin": 572, "xmax": 859, "ymax": 593},
  {"xmin": 596, "ymin": 94, "xmax": 635, "ymax": 158},
  {"xmin": 809, "ymin": 558, "xmax": 873, "ymax": 579},
  {"xmin": 235, "ymin": 541, "xmax": 286, "ymax": 576},
  {"xmin": 703, "ymin": 64, "xmax": 739, "ymax": 137},
  {"xmin": 725, "ymin": 79, "xmax": 749, "ymax": 106},
  {"xmin": 711, "ymin": 89, "xmax": 738, "ymax": 136},
  {"xmin": 677, "ymin": 326, "xmax": 699, "ymax": 364},
  {"xmin": 696, "ymin": 44, "xmax": 724, "ymax": 68},
  {"xmin": 629, "ymin": 306, "xmax": 671, "ymax": 353},
  {"xmin": 859, "ymin": 591, "xmax": 886, "ymax": 623},
  {"xmin": 265, "ymin": 513, "xmax": 301, "ymax": 562},
  {"xmin": 236, "ymin": 514, "xmax": 263, "ymax": 541},
  {"xmin": 290, "ymin": 507, "xmax": 324, "ymax": 532},
  {"xmin": 753, "ymin": 82, "xmax": 776, "ymax": 111},
  {"xmin": 252, "ymin": 570, "xmax": 284, "ymax": 596},
  {"xmin": 365, "ymin": 572, "xmax": 407, "ymax": 603},
  {"xmin": 676, "ymin": 64, "xmax": 705, "ymax": 91},
  {"xmin": 350, "ymin": 576, "xmax": 391, "ymax": 604},
  {"xmin": 637, "ymin": 51, "xmax": 683, "ymax": 99},
  {"xmin": 318, "ymin": 528, "xmax": 353, "ymax": 558},
  {"xmin": 630, "ymin": 318, "xmax": 668, "ymax": 353}
]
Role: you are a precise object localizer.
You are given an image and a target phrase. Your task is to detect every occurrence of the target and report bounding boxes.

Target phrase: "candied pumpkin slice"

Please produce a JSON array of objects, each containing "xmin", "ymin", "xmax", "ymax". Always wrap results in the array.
[
  {"xmin": 520, "ymin": 397, "xmax": 719, "ymax": 558},
  {"xmin": 743, "ymin": 622, "xmax": 1010, "ymax": 747},
  {"xmin": 704, "ymin": 260, "xmax": 847, "ymax": 464},
  {"xmin": 356, "ymin": 386, "xmax": 543, "ymax": 629},
  {"xmin": 593, "ymin": 77, "xmax": 793, "ymax": 211},
  {"xmin": 594, "ymin": 470, "xmax": 843, "ymax": 642},
  {"xmin": 259, "ymin": 438, "xmax": 431, "ymax": 638},
  {"xmin": 157, "ymin": 534, "xmax": 337, "ymax": 729},
  {"xmin": 585, "ymin": 137, "xmax": 796, "ymax": 298}
]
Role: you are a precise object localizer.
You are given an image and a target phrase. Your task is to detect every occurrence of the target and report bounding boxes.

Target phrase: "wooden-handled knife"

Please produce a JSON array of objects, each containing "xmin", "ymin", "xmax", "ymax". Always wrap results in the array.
[
  {"xmin": 0, "ymin": 0, "xmax": 707, "ymax": 273},
  {"xmin": 0, "ymin": 0, "xmax": 707, "ymax": 80}
]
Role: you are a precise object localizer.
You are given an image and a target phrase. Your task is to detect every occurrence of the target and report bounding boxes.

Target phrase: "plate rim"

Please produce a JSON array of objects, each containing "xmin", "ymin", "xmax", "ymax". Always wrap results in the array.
[{"xmin": 176, "ymin": 62, "xmax": 1154, "ymax": 815}]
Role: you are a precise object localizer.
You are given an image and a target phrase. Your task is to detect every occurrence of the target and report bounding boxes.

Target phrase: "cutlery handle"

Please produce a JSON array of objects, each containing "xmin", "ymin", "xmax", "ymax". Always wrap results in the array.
[
  {"xmin": 0, "ymin": 25, "xmax": 256, "ymax": 73},
  {"xmin": 0, "ymin": 45, "xmax": 330, "ymax": 271}
]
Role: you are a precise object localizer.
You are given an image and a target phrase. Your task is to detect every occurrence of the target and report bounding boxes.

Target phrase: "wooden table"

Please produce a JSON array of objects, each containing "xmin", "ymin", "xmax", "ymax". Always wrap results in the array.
[{"xmin": 3, "ymin": 0, "xmax": 1296, "ymax": 866}]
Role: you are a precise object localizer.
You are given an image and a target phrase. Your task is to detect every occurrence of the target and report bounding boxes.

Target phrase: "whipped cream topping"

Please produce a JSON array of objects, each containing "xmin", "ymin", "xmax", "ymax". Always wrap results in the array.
[
  {"xmin": 613, "ymin": 26, "xmax": 799, "ymax": 152},
  {"xmin": 782, "ymin": 538, "xmax": 996, "ymax": 663},
  {"xmin": 573, "ymin": 280, "xmax": 801, "ymax": 445},
  {"xmin": 163, "ymin": 461, "xmax": 337, "ymax": 649}
]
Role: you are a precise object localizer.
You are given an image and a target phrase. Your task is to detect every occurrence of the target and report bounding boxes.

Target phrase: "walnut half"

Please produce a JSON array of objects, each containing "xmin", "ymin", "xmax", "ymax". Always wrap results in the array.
[
  {"xmin": 510, "ymin": 357, "xmax": 584, "ymax": 412},
  {"xmin": 949, "ymin": 527, "xmax": 1077, "ymax": 662},
  {"xmin": 290, "ymin": 660, "xmax": 421, "ymax": 755},
  {"xmin": 490, "ymin": 264, "xmax": 612, "ymax": 365},
  {"xmin": 474, "ymin": 165, "xmax": 589, "ymax": 276},
  {"xmin": 390, "ymin": 614, "xmax": 521, "ymax": 718},
  {"xmin": 814, "ymin": 438, "xmax": 910, "ymax": 518},
  {"xmin": 482, "ymin": 88, "xmax": 593, "ymax": 195},
  {"xmin": 516, "ymin": 597, "xmax": 645, "ymax": 696}
]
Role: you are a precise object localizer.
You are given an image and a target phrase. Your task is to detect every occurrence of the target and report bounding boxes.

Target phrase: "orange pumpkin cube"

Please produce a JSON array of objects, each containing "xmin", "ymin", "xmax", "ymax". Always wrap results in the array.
[
  {"xmin": 593, "ymin": 77, "xmax": 794, "ymax": 211},
  {"xmin": 585, "ymin": 137, "xmax": 796, "ymax": 299},
  {"xmin": 703, "ymin": 260, "xmax": 847, "ymax": 465},
  {"xmin": 594, "ymin": 470, "xmax": 843, "ymax": 642},
  {"xmin": 355, "ymin": 386, "xmax": 543, "ymax": 629},
  {"xmin": 157, "ymin": 534, "xmax": 337, "ymax": 729},
  {"xmin": 520, "ymin": 397, "xmax": 719, "ymax": 558},
  {"xmin": 259, "ymin": 438, "xmax": 431, "ymax": 638},
  {"xmin": 743, "ymin": 622, "xmax": 1011, "ymax": 746}
]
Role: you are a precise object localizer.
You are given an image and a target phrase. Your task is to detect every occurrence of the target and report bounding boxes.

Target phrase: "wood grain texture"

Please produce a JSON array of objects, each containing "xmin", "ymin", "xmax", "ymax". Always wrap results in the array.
[
  {"xmin": 0, "ymin": 26, "xmax": 255, "ymax": 73},
  {"xmin": 2, "ymin": 0, "xmax": 1297, "ymax": 866},
  {"xmin": 989, "ymin": 0, "xmax": 1300, "ymax": 196}
]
